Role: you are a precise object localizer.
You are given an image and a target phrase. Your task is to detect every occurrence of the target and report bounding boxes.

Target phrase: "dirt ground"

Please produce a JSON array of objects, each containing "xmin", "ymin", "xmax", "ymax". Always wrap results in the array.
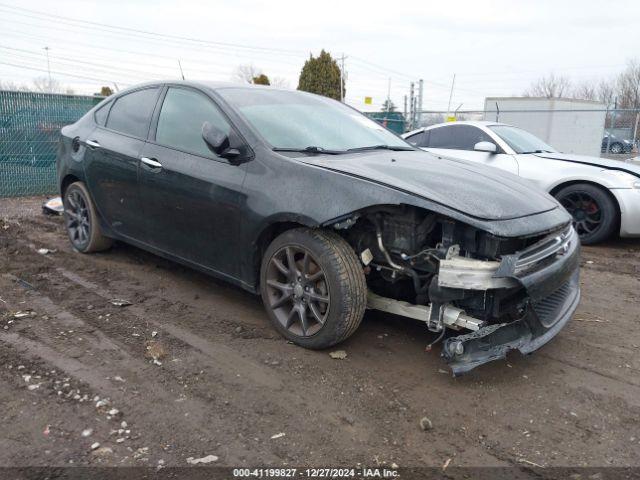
[{"xmin": 1, "ymin": 196, "xmax": 639, "ymax": 472}]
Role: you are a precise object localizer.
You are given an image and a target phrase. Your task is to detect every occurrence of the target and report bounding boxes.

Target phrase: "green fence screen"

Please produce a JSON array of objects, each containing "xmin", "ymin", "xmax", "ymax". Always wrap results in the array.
[
  {"xmin": 0, "ymin": 90, "xmax": 103, "ymax": 198},
  {"xmin": 364, "ymin": 111, "xmax": 406, "ymax": 135}
]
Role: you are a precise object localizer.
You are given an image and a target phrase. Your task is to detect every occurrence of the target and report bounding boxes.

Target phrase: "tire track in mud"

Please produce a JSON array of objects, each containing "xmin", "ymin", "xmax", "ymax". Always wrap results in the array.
[
  {"xmin": 1, "ymin": 245, "xmax": 416, "ymax": 465},
  {"xmin": 0, "ymin": 280, "xmax": 281, "ymax": 464}
]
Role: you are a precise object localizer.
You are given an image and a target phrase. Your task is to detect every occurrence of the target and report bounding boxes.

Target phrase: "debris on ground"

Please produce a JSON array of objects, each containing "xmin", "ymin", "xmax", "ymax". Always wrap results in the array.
[
  {"xmin": 518, "ymin": 458, "xmax": 544, "ymax": 468},
  {"xmin": 110, "ymin": 299, "xmax": 132, "ymax": 307},
  {"xmin": 90, "ymin": 442, "xmax": 101, "ymax": 450},
  {"xmin": 270, "ymin": 432, "xmax": 286, "ymax": 439},
  {"xmin": 81, "ymin": 429, "xmax": 93, "ymax": 437},
  {"xmin": 13, "ymin": 310, "xmax": 34, "ymax": 319},
  {"xmin": 442, "ymin": 458, "xmax": 452, "ymax": 471},
  {"xmin": 92, "ymin": 446, "xmax": 113, "ymax": 456},
  {"xmin": 186, "ymin": 455, "xmax": 219, "ymax": 465},
  {"xmin": 107, "ymin": 408, "xmax": 121, "ymax": 418},
  {"xmin": 329, "ymin": 350, "xmax": 348, "ymax": 360},
  {"xmin": 145, "ymin": 341, "xmax": 167, "ymax": 365},
  {"xmin": 37, "ymin": 248, "xmax": 56, "ymax": 255},
  {"xmin": 419, "ymin": 417, "xmax": 433, "ymax": 431},
  {"xmin": 42, "ymin": 197, "xmax": 64, "ymax": 215}
]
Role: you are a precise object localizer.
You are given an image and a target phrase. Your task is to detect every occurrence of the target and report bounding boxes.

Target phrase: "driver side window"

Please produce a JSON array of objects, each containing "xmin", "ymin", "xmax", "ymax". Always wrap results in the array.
[{"xmin": 155, "ymin": 87, "xmax": 231, "ymax": 158}]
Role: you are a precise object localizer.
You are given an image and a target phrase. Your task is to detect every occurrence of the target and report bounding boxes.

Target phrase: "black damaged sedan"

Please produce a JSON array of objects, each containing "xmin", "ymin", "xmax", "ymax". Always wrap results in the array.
[{"xmin": 56, "ymin": 81, "xmax": 580, "ymax": 374}]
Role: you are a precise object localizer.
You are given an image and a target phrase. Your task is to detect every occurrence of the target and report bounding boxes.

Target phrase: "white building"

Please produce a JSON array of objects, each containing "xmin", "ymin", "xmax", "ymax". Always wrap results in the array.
[{"xmin": 483, "ymin": 97, "xmax": 606, "ymax": 157}]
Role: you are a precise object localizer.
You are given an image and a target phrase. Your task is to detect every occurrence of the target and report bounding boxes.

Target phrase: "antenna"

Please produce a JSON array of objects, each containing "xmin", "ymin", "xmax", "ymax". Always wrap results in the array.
[{"xmin": 178, "ymin": 60, "xmax": 185, "ymax": 80}]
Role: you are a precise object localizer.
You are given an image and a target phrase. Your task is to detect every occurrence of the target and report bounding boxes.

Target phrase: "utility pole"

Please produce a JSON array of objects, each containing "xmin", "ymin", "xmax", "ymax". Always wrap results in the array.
[
  {"xmin": 403, "ymin": 95, "xmax": 407, "ymax": 124},
  {"xmin": 409, "ymin": 82, "xmax": 415, "ymax": 131},
  {"xmin": 43, "ymin": 46, "xmax": 51, "ymax": 89},
  {"xmin": 339, "ymin": 53, "xmax": 346, "ymax": 102},
  {"xmin": 417, "ymin": 79, "xmax": 424, "ymax": 126},
  {"xmin": 386, "ymin": 77, "xmax": 392, "ymax": 112},
  {"xmin": 178, "ymin": 60, "xmax": 185, "ymax": 80},
  {"xmin": 447, "ymin": 73, "xmax": 456, "ymax": 116}
]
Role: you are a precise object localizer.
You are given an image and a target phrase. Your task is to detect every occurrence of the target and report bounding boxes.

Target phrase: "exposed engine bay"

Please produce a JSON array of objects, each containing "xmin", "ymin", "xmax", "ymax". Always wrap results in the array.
[{"xmin": 331, "ymin": 204, "xmax": 580, "ymax": 374}]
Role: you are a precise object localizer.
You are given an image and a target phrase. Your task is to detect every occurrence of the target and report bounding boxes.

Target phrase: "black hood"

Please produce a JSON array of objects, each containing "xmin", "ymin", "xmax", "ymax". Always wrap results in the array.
[
  {"xmin": 300, "ymin": 150, "xmax": 560, "ymax": 221},
  {"xmin": 533, "ymin": 152, "xmax": 640, "ymax": 178}
]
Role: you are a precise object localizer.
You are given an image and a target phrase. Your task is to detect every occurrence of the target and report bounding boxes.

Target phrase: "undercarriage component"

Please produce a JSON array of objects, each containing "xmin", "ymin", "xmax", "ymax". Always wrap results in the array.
[{"xmin": 366, "ymin": 292, "xmax": 485, "ymax": 332}]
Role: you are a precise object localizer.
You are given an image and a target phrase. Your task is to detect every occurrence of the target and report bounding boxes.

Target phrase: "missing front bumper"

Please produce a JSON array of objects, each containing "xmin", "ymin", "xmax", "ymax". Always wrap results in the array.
[{"xmin": 442, "ymin": 269, "xmax": 580, "ymax": 375}]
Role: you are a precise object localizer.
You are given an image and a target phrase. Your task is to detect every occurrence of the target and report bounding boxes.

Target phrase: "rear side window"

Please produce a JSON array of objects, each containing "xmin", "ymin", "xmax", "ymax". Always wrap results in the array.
[
  {"xmin": 106, "ymin": 88, "xmax": 160, "ymax": 138},
  {"xmin": 427, "ymin": 125, "xmax": 493, "ymax": 151},
  {"xmin": 155, "ymin": 87, "xmax": 231, "ymax": 157},
  {"xmin": 405, "ymin": 131, "xmax": 424, "ymax": 146},
  {"xmin": 94, "ymin": 102, "xmax": 111, "ymax": 126}
]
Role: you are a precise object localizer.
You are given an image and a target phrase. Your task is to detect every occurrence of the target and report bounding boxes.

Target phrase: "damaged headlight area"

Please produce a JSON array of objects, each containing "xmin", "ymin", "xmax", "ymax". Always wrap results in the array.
[{"xmin": 337, "ymin": 205, "xmax": 580, "ymax": 375}]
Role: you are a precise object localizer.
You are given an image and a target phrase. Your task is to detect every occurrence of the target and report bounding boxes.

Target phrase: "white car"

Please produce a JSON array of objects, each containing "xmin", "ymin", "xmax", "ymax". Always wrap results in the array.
[{"xmin": 403, "ymin": 121, "xmax": 640, "ymax": 244}]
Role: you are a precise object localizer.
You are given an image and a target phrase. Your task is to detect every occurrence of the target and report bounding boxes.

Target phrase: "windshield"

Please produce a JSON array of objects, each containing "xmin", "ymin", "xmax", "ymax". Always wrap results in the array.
[
  {"xmin": 217, "ymin": 88, "xmax": 411, "ymax": 152},
  {"xmin": 489, "ymin": 125, "xmax": 557, "ymax": 154}
]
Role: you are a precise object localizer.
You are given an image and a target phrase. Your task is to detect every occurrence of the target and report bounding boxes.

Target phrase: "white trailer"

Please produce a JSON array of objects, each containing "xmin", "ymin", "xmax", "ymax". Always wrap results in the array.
[{"xmin": 483, "ymin": 97, "xmax": 606, "ymax": 157}]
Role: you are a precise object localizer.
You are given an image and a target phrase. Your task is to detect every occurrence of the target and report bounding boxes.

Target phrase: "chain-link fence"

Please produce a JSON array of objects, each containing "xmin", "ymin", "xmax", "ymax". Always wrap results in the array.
[
  {"xmin": 0, "ymin": 90, "xmax": 103, "ymax": 198},
  {"xmin": 364, "ymin": 111, "xmax": 406, "ymax": 135},
  {"xmin": 415, "ymin": 107, "xmax": 640, "ymax": 159}
]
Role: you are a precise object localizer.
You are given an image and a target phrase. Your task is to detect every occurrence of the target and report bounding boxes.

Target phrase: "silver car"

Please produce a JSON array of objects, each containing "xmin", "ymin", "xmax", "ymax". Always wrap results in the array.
[{"xmin": 403, "ymin": 121, "xmax": 640, "ymax": 244}]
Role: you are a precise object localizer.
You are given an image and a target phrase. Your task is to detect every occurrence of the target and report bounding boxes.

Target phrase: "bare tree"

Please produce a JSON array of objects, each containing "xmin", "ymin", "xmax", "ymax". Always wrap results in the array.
[
  {"xmin": 524, "ymin": 73, "xmax": 572, "ymax": 98},
  {"xmin": 270, "ymin": 76, "xmax": 291, "ymax": 89},
  {"xmin": 0, "ymin": 80, "xmax": 30, "ymax": 91},
  {"xmin": 32, "ymin": 76, "xmax": 63, "ymax": 93},
  {"xmin": 232, "ymin": 64, "xmax": 262, "ymax": 84},
  {"xmin": 572, "ymin": 80, "xmax": 598, "ymax": 101},
  {"xmin": 597, "ymin": 79, "xmax": 616, "ymax": 107},
  {"xmin": 615, "ymin": 59, "xmax": 640, "ymax": 108}
]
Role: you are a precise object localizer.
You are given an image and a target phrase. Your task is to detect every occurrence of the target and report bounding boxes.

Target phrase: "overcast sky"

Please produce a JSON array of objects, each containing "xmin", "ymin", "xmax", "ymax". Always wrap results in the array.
[{"xmin": 1, "ymin": 0, "xmax": 639, "ymax": 111}]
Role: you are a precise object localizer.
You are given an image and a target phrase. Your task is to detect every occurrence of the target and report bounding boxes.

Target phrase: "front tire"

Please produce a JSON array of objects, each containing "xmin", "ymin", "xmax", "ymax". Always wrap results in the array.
[
  {"xmin": 555, "ymin": 183, "xmax": 617, "ymax": 244},
  {"xmin": 63, "ymin": 181, "xmax": 113, "ymax": 253},
  {"xmin": 260, "ymin": 228, "xmax": 367, "ymax": 349}
]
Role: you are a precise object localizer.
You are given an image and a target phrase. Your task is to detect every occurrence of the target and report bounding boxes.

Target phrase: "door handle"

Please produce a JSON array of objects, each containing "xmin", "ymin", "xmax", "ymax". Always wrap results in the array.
[
  {"xmin": 85, "ymin": 139, "xmax": 100, "ymax": 149},
  {"xmin": 141, "ymin": 157, "xmax": 162, "ymax": 168}
]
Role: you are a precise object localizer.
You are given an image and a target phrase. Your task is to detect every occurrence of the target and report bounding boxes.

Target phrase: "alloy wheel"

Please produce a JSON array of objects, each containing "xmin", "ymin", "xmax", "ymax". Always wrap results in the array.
[
  {"xmin": 65, "ymin": 189, "xmax": 91, "ymax": 247},
  {"xmin": 264, "ymin": 245, "xmax": 330, "ymax": 337},
  {"xmin": 559, "ymin": 191, "xmax": 602, "ymax": 237},
  {"xmin": 610, "ymin": 143, "xmax": 623, "ymax": 154}
]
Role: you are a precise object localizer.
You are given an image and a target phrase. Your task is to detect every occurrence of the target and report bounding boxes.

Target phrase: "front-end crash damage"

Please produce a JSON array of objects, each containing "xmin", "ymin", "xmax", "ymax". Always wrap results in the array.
[{"xmin": 330, "ymin": 205, "xmax": 580, "ymax": 375}]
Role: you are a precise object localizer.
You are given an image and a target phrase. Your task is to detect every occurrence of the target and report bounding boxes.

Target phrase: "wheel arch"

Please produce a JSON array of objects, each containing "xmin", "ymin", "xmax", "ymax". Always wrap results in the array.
[
  {"xmin": 251, "ymin": 214, "xmax": 320, "ymax": 289},
  {"xmin": 549, "ymin": 179, "xmax": 621, "ymax": 228},
  {"xmin": 60, "ymin": 173, "xmax": 81, "ymax": 197}
]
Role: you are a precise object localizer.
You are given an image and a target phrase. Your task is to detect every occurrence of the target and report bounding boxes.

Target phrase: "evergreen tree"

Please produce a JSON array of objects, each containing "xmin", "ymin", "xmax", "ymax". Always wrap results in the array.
[{"xmin": 297, "ymin": 50, "xmax": 344, "ymax": 100}]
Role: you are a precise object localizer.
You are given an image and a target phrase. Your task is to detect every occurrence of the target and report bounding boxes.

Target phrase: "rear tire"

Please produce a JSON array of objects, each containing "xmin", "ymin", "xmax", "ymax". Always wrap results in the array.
[
  {"xmin": 63, "ymin": 181, "xmax": 113, "ymax": 253},
  {"xmin": 260, "ymin": 228, "xmax": 367, "ymax": 349},
  {"xmin": 555, "ymin": 183, "xmax": 617, "ymax": 245}
]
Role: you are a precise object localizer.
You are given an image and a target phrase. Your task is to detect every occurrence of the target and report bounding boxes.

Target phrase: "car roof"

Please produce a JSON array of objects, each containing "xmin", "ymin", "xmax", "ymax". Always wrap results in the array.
[
  {"xmin": 403, "ymin": 120, "xmax": 511, "ymax": 137},
  {"xmin": 114, "ymin": 80, "xmax": 290, "ymax": 95}
]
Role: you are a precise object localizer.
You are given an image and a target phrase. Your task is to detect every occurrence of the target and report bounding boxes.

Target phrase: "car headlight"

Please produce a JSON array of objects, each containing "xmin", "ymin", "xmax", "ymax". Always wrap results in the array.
[{"xmin": 605, "ymin": 169, "xmax": 640, "ymax": 188}]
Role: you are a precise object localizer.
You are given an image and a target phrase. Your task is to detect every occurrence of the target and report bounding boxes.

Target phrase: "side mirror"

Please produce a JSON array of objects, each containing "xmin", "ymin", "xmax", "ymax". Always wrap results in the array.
[
  {"xmin": 202, "ymin": 121, "xmax": 230, "ymax": 155},
  {"xmin": 474, "ymin": 141, "xmax": 497, "ymax": 154},
  {"xmin": 202, "ymin": 121, "xmax": 242, "ymax": 162}
]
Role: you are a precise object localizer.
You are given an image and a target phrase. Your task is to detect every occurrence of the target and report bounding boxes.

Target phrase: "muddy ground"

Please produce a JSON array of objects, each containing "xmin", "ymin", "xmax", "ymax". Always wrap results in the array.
[{"xmin": 1, "ymin": 196, "xmax": 639, "ymax": 472}]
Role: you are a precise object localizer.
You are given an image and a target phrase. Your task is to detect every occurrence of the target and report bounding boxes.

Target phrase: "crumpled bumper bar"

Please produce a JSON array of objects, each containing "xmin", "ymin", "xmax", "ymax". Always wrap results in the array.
[{"xmin": 442, "ymin": 225, "xmax": 580, "ymax": 375}]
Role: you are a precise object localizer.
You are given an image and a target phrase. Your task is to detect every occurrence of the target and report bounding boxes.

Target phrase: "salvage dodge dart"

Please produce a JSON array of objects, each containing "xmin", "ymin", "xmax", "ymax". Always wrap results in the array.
[{"xmin": 56, "ymin": 81, "xmax": 580, "ymax": 374}]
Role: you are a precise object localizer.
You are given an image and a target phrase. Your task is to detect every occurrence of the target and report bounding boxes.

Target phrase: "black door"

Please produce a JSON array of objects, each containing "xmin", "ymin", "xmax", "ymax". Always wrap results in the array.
[
  {"xmin": 138, "ymin": 86, "xmax": 248, "ymax": 279},
  {"xmin": 83, "ymin": 87, "xmax": 161, "ymax": 240}
]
